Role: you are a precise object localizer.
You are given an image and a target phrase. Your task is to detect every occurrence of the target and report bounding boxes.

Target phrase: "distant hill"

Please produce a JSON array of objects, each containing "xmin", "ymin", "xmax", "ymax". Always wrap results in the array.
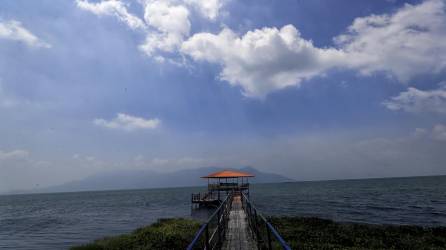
[{"xmin": 39, "ymin": 166, "xmax": 293, "ymax": 193}]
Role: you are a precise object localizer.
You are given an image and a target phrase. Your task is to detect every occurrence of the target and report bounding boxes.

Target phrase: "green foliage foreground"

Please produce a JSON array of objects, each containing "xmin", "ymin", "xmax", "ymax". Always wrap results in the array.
[
  {"xmin": 72, "ymin": 216, "xmax": 446, "ymax": 250},
  {"xmin": 270, "ymin": 217, "xmax": 446, "ymax": 250},
  {"xmin": 70, "ymin": 218, "xmax": 201, "ymax": 250}
]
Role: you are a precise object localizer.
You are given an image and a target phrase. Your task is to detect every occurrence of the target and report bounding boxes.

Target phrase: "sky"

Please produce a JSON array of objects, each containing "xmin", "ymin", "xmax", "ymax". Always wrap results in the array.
[{"xmin": 0, "ymin": 0, "xmax": 446, "ymax": 192}]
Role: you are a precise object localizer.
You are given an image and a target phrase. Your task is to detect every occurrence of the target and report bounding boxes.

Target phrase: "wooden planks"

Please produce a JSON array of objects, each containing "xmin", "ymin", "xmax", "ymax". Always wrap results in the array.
[{"xmin": 222, "ymin": 195, "xmax": 257, "ymax": 250}]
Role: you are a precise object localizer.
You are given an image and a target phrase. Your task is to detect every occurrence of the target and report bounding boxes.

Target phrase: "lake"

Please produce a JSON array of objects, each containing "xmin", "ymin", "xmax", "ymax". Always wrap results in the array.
[{"xmin": 0, "ymin": 175, "xmax": 445, "ymax": 249}]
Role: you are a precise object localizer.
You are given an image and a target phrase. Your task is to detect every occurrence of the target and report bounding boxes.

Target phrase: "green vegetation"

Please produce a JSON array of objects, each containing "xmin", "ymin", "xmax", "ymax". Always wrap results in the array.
[
  {"xmin": 270, "ymin": 217, "xmax": 446, "ymax": 250},
  {"xmin": 70, "ymin": 218, "xmax": 201, "ymax": 250},
  {"xmin": 72, "ymin": 216, "xmax": 446, "ymax": 250}
]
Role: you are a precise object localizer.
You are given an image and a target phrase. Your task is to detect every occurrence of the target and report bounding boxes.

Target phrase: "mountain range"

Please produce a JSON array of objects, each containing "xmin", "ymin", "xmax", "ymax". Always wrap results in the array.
[{"xmin": 35, "ymin": 166, "xmax": 293, "ymax": 193}]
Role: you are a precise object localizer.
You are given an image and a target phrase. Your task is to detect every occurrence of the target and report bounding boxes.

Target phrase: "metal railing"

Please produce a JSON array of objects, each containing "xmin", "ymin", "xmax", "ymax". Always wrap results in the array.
[
  {"xmin": 187, "ymin": 192, "xmax": 233, "ymax": 250},
  {"xmin": 191, "ymin": 192, "xmax": 218, "ymax": 202},
  {"xmin": 208, "ymin": 183, "xmax": 249, "ymax": 191},
  {"xmin": 241, "ymin": 193, "xmax": 292, "ymax": 250}
]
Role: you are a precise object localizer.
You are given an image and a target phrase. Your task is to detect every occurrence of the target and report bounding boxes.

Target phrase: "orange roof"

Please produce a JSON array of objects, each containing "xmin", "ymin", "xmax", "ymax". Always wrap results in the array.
[{"xmin": 201, "ymin": 170, "xmax": 255, "ymax": 178}]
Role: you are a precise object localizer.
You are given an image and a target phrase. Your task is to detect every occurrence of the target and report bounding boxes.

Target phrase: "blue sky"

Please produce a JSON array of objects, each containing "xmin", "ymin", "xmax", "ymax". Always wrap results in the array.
[{"xmin": 0, "ymin": 0, "xmax": 446, "ymax": 192}]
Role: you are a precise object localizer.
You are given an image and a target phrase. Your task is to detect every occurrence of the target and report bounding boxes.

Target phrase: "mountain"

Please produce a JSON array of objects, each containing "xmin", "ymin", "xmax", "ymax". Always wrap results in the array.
[{"xmin": 40, "ymin": 166, "xmax": 293, "ymax": 193}]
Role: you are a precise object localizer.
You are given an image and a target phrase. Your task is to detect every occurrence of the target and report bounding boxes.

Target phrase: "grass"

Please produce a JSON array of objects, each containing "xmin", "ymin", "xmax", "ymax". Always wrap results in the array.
[
  {"xmin": 71, "ymin": 216, "xmax": 446, "ymax": 250},
  {"xmin": 70, "ymin": 218, "xmax": 201, "ymax": 250},
  {"xmin": 269, "ymin": 216, "xmax": 446, "ymax": 250}
]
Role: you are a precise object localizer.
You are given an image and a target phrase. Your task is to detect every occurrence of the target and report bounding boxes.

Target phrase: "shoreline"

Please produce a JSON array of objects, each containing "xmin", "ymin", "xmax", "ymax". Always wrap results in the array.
[{"xmin": 71, "ymin": 216, "xmax": 446, "ymax": 250}]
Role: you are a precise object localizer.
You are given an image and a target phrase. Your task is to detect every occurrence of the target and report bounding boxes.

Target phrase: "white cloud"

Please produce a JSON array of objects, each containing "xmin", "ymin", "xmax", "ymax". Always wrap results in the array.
[
  {"xmin": 143, "ymin": 1, "xmax": 190, "ymax": 36},
  {"xmin": 71, "ymin": 153, "xmax": 108, "ymax": 169},
  {"xmin": 413, "ymin": 128, "xmax": 427, "ymax": 137},
  {"xmin": 335, "ymin": 0, "xmax": 446, "ymax": 82},
  {"xmin": 0, "ymin": 20, "xmax": 51, "ymax": 48},
  {"xmin": 182, "ymin": 0, "xmax": 446, "ymax": 97},
  {"xmin": 0, "ymin": 150, "xmax": 29, "ymax": 161},
  {"xmin": 78, "ymin": 0, "xmax": 446, "ymax": 98},
  {"xmin": 432, "ymin": 124, "xmax": 446, "ymax": 141},
  {"xmin": 77, "ymin": 0, "xmax": 192, "ymax": 57},
  {"xmin": 0, "ymin": 81, "xmax": 42, "ymax": 109},
  {"xmin": 132, "ymin": 155, "xmax": 214, "ymax": 171},
  {"xmin": 185, "ymin": 0, "xmax": 222, "ymax": 20},
  {"xmin": 94, "ymin": 113, "xmax": 161, "ymax": 131},
  {"xmin": 181, "ymin": 25, "xmax": 345, "ymax": 97},
  {"xmin": 383, "ymin": 86, "xmax": 446, "ymax": 114},
  {"xmin": 139, "ymin": 0, "xmax": 191, "ymax": 56},
  {"xmin": 76, "ymin": 0, "xmax": 146, "ymax": 30},
  {"xmin": 411, "ymin": 124, "xmax": 446, "ymax": 141}
]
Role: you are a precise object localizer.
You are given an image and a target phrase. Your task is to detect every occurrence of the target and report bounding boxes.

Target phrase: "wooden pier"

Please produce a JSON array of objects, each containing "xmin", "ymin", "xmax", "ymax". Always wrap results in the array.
[
  {"xmin": 187, "ymin": 170, "xmax": 292, "ymax": 250},
  {"xmin": 222, "ymin": 194, "xmax": 257, "ymax": 250},
  {"xmin": 191, "ymin": 170, "xmax": 253, "ymax": 208},
  {"xmin": 192, "ymin": 192, "xmax": 220, "ymax": 207}
]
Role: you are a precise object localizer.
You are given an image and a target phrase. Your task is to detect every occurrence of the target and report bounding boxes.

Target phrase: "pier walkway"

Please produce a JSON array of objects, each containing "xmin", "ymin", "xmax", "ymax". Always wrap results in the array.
[
  {"xmin": 222, "ymin": 195, "xmax": 256, "ymax": 250},
  {"xmin": 187, "ymin": 192, "xmax": 291, "ymax": 250},
  {"xmin": 187, "ymin": 170, "xmax": 291, "ymax": 250}
]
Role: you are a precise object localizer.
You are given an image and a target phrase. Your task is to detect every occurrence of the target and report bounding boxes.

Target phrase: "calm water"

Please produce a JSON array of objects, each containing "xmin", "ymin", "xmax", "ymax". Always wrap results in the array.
[{"xmin": 0, "ymin": 176, "xmax": 445, "ymax": 249}]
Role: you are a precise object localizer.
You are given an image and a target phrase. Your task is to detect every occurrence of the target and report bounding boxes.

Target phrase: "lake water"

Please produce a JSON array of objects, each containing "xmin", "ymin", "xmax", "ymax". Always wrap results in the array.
[{"xmin": 0, "ymin": 175, "xmax": 445, "ymax": 249}]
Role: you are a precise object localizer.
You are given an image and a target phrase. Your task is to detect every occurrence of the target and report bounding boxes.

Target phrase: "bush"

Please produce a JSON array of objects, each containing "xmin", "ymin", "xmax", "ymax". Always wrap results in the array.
[
  {"xmin": 71, "ymin": 218, "xmax": 201, "ymax": 250},
  {"xmin": 269, "ymin": 216, "xmax": 446, "ymax": 250}
]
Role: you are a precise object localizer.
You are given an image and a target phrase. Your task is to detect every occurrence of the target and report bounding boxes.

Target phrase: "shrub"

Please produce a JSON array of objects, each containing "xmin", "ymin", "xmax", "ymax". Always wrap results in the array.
[{"xmin": 71, "ymin": 218, "xmax": 201, "ymax": 250}]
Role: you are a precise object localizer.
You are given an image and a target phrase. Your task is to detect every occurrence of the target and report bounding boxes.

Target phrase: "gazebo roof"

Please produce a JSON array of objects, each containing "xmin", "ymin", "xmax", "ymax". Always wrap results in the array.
[{"xmin": 201, "ymin": 170, "xmax": 255, "ymax": 178}]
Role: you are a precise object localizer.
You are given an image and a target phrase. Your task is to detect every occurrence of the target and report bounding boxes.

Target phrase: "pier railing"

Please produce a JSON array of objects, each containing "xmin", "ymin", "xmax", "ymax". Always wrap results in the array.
[
  {"xmin": 241, "ymin": 193, "xmax": 292, "ymax": 250},
  {"xmin": 208, "ymin": 183, "xmax": 249, "ymax": 191},
  {"xmin": 191, "ymin": 192, "xmax": 218, "ymax": 203},
  {"xmin": 187, "ymin": 192, "xmax": 233, "ymax": 250}
]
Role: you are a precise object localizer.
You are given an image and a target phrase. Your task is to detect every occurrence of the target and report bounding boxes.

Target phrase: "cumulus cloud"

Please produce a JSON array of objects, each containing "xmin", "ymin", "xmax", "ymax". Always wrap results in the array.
[
  {"xmin": 335, "ymin": 0, "xmax": 446, "ymax": 82},
  {"xmin": 182, "ymin": 25, "xmax": 345, "ymax": 97},
  {"xmin": 383, "ymin": 86, "xmax": 446, "ymax": 114},
  {"xmin": 0, "ymin": 150, "xmax": 29, "ymax": 161},
  {"xmin": 139, "ymin": 0, "xmax": 191, "ymax": 56},
  {"xmin": 77, "ymin": 0, "xmax": 197, "ymax": 57},
  {"xmin": 181, "ymin": 0, "xmax": 446, "ymax": 97},
  {"xmin": 78, "ymin": 0, "xmax": 446, "ymax": 97},
  {"xmin": 77, "ymin": 0, "xmax": 226, "ymax": 58},
  {"xmin": 76, "ymin": 0, "xmax": 146, "ymax": 30},
  {"xmin": 0, "ymin": 20, "xmax": 51, "ymax": 48},
  {"xmin": 94, "ymin": 113, "xmax": 161, "ymax": 131},
  {"xmin": 185, "ymin": 0, "xmax": 222, "ymax": 20}
]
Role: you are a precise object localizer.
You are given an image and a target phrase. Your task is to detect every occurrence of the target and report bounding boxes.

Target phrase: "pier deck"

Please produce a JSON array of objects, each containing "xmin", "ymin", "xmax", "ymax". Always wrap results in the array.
[
  {"xmin": 222, "ymin": 195, "xmax": 257, "ymax": 250},
  {"xmin": 187, "ymin": 170, "xmax": 291, "ymax": 250}
]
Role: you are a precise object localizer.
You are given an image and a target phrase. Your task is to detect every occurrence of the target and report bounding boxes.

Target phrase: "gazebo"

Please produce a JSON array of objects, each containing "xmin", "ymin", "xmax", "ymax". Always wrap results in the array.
[{"xmin": 191, "ymin": 170, "xmax": 255, "ymax": 207}]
